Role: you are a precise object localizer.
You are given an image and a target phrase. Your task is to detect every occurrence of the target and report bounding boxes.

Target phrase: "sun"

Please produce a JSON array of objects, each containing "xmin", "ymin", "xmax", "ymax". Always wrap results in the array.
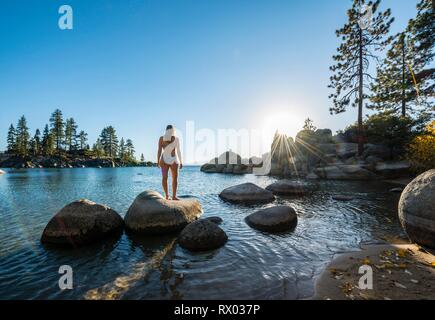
[{"xmin": 261, "ymin": 112, "xmax": 303, "ymax": 144}]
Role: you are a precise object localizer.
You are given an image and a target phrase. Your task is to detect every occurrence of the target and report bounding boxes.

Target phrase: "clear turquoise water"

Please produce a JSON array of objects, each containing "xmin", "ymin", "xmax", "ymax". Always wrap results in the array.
[{"xmin": 0, "ymin": 166, "xmax": 404, "ymax": 299}]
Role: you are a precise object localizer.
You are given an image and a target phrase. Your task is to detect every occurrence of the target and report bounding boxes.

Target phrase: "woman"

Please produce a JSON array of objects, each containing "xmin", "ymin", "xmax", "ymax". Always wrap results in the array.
[{"xmin": 157, "ymin": 125, "xmax": 183, "ymax": 200}]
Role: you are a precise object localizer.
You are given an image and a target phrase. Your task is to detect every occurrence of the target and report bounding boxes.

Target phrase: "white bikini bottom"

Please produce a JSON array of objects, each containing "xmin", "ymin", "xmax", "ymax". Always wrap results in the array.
[{"xmin": 162, "ymin": 154, "xmax": 179, "ymax": 165}]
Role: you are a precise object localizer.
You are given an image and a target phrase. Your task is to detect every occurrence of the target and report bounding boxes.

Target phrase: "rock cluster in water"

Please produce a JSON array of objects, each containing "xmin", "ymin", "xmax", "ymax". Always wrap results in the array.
[
  {"xmin": 201, "ymin": 128, "xmax": 412, "ymax": 180},
  {"xmin": 398, "ymin": 169, "xmax": 435, "ymax": 249},
  {"xmin": 41, "ymin": 190, "xmax": 228, "ymax": 252}
]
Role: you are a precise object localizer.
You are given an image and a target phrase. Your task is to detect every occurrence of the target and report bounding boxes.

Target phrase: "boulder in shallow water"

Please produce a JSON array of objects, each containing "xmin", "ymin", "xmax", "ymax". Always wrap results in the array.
[
  {"xmin": 41, "ymin": 199, "xmax": 124, "ymax": 247},
  {"xmin": 245, "ymin": 206, "xmax": 297, "ymax": 233},
  {"xmin": 390, "ymin": 187, "xmax": 403, "ymax": 193},
  {"xmin": 178, "ymin": 219, "xmax": 228, "ymax": 251},
  {"xmin": 398, "ymin": 169, "xmax": 435, "ymax": 248},
  {"xmin": 0, "ymin": 169, "xmax": 5, "ymax": 174},
  {"xmin": 124, "ymin": 191, "xmax": 202, "ymax": 234},
  {"xmin": 266, "ymin": 180, "xmax": 307, "ymax": 196},
  {"xmin": 219, "ymin": 183, "xmax": 275, "ymax": 204}
]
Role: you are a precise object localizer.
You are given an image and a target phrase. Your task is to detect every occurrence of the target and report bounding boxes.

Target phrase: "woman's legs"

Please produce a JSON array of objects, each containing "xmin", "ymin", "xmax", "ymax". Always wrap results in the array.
[
  {"xmin": 160, "ymin": 160, "xmax": 170, "ymax": 200},
  {"xmin": 170, "ymin": 163, "xmax": 179, "ymax": 200}
]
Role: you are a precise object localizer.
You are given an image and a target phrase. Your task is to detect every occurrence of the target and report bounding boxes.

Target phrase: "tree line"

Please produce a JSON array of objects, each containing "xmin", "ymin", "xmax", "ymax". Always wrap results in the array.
[
  {"xmin": 329, "ymin": 0, "xmax": 434, "ymax": 156},
  {"xmin": 6, "ymin": 109, "xmax": 139, "ymax": 162}
]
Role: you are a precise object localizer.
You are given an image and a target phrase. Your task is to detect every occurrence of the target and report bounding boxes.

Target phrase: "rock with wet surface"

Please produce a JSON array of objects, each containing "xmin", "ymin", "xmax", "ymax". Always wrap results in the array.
[
  {"xmin": 0, "ymin": 169, "xmax": 5, "ymax": 174},
  {"xmin": 398, "ymin": 169, "xmax": 435, "ymax": 248},
  {"xmin": 266, "ymin": 180, "xmax": 307, "ymax": 195},
  {"xmin": 204, "ymin": 216, "xmax": 223, "ymax": 225},
  {"xmin": 390, "ymin": 187, "xmax": 403, "ymax": 193},
  {"xmin": 178, "ymin": 219, "xmax": 228, "ymax": 251},
  {"xmin": 219, "ymin": 183, "xmax": 275, "ymax": 204},
  {"xmin": 41, "ymin": 199, "xmax": 124, "ymax": 247},
  {"xmin": 124, "ymin": 190, "xmax": 202, "ymax": 234},
  {"xmin": 245, "ymin": 206, "xmax": 297, "ymax": 233}
]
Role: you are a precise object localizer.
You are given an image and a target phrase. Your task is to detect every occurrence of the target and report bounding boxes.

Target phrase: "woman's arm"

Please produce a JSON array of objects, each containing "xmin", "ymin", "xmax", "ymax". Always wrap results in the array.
[
  {"xmin": 157, "ymin": 137, "xmax": 162, "ymax": 167},
  {"xmin": 177, "ymin": 138, "xmax": 183, "ymax": 169}
]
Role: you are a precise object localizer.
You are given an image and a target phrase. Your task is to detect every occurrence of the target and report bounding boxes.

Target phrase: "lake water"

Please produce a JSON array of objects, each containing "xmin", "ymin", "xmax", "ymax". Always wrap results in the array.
[{"xmin": 0, "ymin": 166, "xmax": 405, "ymax": 299}]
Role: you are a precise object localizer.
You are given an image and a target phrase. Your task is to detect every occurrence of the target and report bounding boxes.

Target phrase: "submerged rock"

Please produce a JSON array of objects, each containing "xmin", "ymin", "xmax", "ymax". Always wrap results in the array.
[
  {"xmin": 41, "ymin": 199, "xmax": 124, "ymax": 247},
  {"xmin": 124, "ymin": 190, "xmax": 202, "ymax": 234},
  {"xmin": 390, "ymin": 187, "xmax": 403, "ymax": 193},
  {"xmin": 332, "ymin": 195, "xmax": 354, "ymax": 201},
  {"xmin": 204, "ymin": 216, "xmax": 224, "ymax": 225},
  {"xmin": 178, "ymin": 219, "xmax": 228, "ymax": 251},
  {"xmin": 265, "ymin": 180, "xmax": 307, "ymax": 195},
  {"xmin": 398, "ymin": 169, "xmax": 435, "ymax": 248},
  {"xmin": 245, "ymin": 206, "xmax": 297, "ymax": 232},
  {"xmin": 219, "ymin": 183, "xmax": 275, "ymax": 204},
  {"xmin": 0, "ymin": 169, "xmax": 5, "ymax": 174}
]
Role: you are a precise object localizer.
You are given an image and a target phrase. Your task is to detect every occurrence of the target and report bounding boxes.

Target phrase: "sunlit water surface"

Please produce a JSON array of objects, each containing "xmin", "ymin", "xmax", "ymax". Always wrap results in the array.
[{"xmin": 0, "ymin": 167, "xmax": 404, "ymax": 299}]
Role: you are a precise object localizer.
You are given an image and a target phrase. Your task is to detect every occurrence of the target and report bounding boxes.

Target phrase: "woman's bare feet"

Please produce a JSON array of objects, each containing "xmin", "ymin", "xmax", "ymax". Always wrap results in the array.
[
  {"xmin": 172, "ymin": 196, "xmax": 180, "ymax": 201},
  {"xmin": 165, "ymin": 195, "xmax": 171, "ymax": 200}
]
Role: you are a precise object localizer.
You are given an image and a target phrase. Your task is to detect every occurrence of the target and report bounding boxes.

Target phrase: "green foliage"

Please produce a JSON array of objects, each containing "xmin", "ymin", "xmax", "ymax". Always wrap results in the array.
[
  {"xmin": 49, "ymin": 109, "xmax": 65, "ymax": 152},
  {"xmin": 365, "ymin": 111, "xmax": 415, "ymax": 157},
  {"xmin": 65, "ymin": 118, "xmax": 78, "ymax": 151},
  {"xmin": 100, "ymin": 126, "xmax": 119, "ymax": 158},
  {"xmin": 406, "ymin": 120, "xmax": 435, "ymax": 173},
  {"xmin": 7, "ymin": 124, "xmax": 16, "ymax": 153},
  {"xmin": 15, "ymin": 116, "xmax": 30, "ymax": 156},
  {"xmin": 302, "ymin": 118, "xmax": 316, "ymax": 131}
]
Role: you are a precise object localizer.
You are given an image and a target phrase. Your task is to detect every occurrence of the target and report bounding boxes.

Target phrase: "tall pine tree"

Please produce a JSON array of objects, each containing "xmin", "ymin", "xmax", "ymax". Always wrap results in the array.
[
  {"xmin": 100, "ymin": 126, "xmax": 119, "ymax": 158},
  {"xmin": 50, "ymin": 109, "xmax": 65, "ymax": 152},
  {"xmin": 15, "ymin": 116, "xmax": 30, "ymax": 156},
  {"xmin": 329, "ymin": 0, "xmax": 394, "ymax": 155},
  {"xmin": 7, "ymin": 124, "xmax": 16, "ymax": 154},
  {"xmin": 65, "ymin": 118, "xmax": 78, "ymax": 151}
]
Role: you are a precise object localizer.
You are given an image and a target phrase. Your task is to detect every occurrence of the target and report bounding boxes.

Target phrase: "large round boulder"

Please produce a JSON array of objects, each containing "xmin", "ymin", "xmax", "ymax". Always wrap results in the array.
[
  {"xmin": 398, "ymin": 169, "xmax": 435, "ymax": 248},
  {"xmin": 41, "ymin": 199, "xmax": 124, "ymax": 247},
  {"xmin": 124, "ymin": 191, "xmax": 202, "ymax": 234},
  {"xmin": 219, "ymin": 183, "xmax": 275, "ymax": 204},
  {"xmin": 245, "ymin": 206, "xmax": 298, "ymax": 233},
  {"xmin": 266, "ymin": 180, "xmax": 307, "ymax": 196},
  {"xmin": 0, "ymin": 169, "xmax": 5, "ymax": 174},
  {"xmin": 178, "ymin": 219, "xmax": 228, "ymax": 251}
]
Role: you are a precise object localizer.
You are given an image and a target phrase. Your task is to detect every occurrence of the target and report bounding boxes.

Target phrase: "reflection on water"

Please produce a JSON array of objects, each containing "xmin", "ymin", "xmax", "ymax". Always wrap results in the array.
[{"xmin": 0, "ymin": 167, "xmax": 404, "ymax": 299}]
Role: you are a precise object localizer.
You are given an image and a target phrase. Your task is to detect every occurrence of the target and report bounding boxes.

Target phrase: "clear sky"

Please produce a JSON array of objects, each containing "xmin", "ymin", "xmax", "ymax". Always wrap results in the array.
[{"xmin": 0, "ymin": 0, "xmax": 419, "ymax": 163}]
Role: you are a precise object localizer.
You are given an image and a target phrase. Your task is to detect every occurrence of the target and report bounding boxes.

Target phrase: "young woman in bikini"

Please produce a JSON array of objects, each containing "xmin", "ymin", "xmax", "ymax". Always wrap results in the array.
[{"xmin": 157, "ymin": 125, "xmax": 183, "ymax": 200}]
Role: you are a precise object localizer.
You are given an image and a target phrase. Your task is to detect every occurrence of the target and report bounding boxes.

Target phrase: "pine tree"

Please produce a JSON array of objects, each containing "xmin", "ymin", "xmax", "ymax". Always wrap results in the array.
[
  {"xmin": 371, "ymin": 0, "xmax": 434, "ymax": 117},
  {"xmin": 140, "ymin": 153, "xmax": 145, "ymax": 163},
  {"xmin": 7, "ymin": 124, "xmax": 16, "ymax": 154},
  {"xmin": 119, "ymin": 138, "xmax": 126, "ymax": 159},
  {"xmin": 30, "ymin": 129, "xmax": 42, "ymax": 156},
  {"xmin": 49, "ymin": 109, "xmax": 65, "ymax": 152},
  {"xmin": 328, "ymin": 0, "xmax": 394, "ymax": 155},
  {"xmin": 42, "ymin": 124, "xmax": 54, "ymax": 156},
  {"xmin": 15, "ymin": 116, "xmax": 30, "ymax": 156},
  {"xmin": 302, "ymin": 118, "xmax": 317, "ymax": 131},
  {"xmin": 65, "ymin": 118, "xmax": 78, "ymax": 151},
  {"xmin": 99, "ymin": 126, "xmax": 118, "ymax": 158},
  {"xmin": 92, "ymin": 138, "xmax": 105, "ymax": 158},
  {"xmin": 126, "ymin": 139, "xmax": 135, "ymax": 159},
  {"xmin": 78, "ymin": 131, "xmax": 88, "ymax": 150}
]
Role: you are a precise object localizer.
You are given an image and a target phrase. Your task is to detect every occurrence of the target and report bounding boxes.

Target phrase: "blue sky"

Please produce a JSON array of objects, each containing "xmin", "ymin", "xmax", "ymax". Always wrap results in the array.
[{"xmin": 0, "ymin": 0, "xmax": 419, "ymax": 162}]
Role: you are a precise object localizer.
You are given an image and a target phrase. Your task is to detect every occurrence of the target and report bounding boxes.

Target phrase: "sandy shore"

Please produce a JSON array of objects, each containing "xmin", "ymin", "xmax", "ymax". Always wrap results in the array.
[{"xmin": 313, "ymin": 244, "xmax": 435, "ymax": 300}]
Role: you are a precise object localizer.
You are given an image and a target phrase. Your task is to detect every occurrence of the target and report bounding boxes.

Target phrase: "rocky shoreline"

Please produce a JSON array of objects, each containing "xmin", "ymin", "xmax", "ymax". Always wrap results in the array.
[
  {"xmin": 200, "ymin": 128, "xmax": 415, "ymax": 181},
  {"xmin": 0, "ymin": 154, "xmax": 156, "ymax": 169}
]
